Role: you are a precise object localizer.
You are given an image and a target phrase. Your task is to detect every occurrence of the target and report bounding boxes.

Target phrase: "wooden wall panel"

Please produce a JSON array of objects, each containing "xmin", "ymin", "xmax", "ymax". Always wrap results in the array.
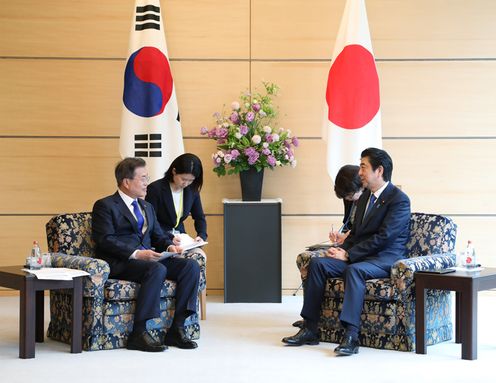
[
  {"xmin": 251, "ymin": 61, "xmax": 496, "ymax": 138},
  {"xmin": 0, "ymin": 0, "xmax": 249, "ymax": 59},
  {"xmin": 0, "ymin": 60, "xmax": 249, "ymax": 137},
  {"xmin": 380, "ymin": 61, "xmax": 496, "ymax": 137},
  {"xmin": 3, "ymin": 138, "xmax": 493, "ymax": 216},
  {"xmin": 0, "ymin": 60, "xmax": 124, "ymax": 136},
  {"xmin": 0, "ymin": 138, "xmax": 119, "ymax": 214},
  {"xmin": 252, "ymin": 0, "xmax": 496, "ymax": 59}
]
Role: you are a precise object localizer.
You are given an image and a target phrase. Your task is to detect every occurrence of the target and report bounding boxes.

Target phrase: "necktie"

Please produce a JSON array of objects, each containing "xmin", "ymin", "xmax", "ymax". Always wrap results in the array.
[
  {"xmin": 364, "ymin": 194, "xmax": 377, "ymax": 220},
  {"xmin": 131, "ymin": 200, "xmax": 144, "ymax": 233}
]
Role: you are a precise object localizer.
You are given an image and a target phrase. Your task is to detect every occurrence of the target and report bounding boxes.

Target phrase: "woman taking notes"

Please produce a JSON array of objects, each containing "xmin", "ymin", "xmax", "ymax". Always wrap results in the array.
[{"xmin": 146, "ymin": 153, "xmax": 208, "ymax": 252}]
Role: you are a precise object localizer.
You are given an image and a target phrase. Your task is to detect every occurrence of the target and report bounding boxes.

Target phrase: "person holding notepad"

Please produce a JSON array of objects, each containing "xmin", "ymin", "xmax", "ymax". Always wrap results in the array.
[{"xmin": 146, "ymin": 153, "xmax": 208, "ymax": 260}]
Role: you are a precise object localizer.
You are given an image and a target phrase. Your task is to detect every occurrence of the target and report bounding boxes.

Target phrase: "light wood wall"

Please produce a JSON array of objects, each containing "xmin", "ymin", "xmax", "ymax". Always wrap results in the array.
[{"xmin": 1, "ymin": 0, "xmax": 495, "ymax": 294}]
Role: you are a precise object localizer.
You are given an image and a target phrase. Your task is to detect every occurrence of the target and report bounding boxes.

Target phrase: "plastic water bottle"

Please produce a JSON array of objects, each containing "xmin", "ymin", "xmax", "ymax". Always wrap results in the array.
[
  {"xmin": 463, "ymin": 240, "xmax": 477, "ymax": 268},
  {"xmin": 31, "ymin": 240, "xmax": 42, "ymax": 266}
]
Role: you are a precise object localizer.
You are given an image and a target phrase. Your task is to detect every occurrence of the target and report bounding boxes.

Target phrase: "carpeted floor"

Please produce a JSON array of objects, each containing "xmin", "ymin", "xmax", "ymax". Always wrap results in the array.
[{"xmin": 0, "ymin": 293, "xmax": 495, "ymax": 383}]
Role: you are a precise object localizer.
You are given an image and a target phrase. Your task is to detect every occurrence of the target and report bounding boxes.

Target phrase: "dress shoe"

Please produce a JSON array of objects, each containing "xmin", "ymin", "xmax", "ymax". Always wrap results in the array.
[
  {"xmin": 282, "ymin": 328, "xmax": 319, "ymax": 346},
  {"xmin": 164, "ymin": 327, "xmax": 198, "ymax": 349},
  {"xmin": 334, "ymin": 335, "xmax": 359, "ymax": 356},
  {"xmin": 292, "ymin": 319, "xmax": 305, "ymax": 328},
  {"xmin": 127, "ymin": 331, "xmax": 167, "ymax": 352}
]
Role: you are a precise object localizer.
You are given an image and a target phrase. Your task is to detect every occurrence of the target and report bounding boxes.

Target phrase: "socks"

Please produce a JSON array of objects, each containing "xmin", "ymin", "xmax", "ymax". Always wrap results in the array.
[
  {"xmin": 344, "ymin": 323, "xmax": 359, "ymax": 340},
  {"xmin": 133, "ymin": 320, "xmax": 146, "ymax": 334}
]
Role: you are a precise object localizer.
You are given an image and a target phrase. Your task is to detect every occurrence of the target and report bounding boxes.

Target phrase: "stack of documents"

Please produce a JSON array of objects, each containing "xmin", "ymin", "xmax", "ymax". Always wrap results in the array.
[{"xmin": 23, "ymin": 267, "xmax": 90, "ymax": 280}]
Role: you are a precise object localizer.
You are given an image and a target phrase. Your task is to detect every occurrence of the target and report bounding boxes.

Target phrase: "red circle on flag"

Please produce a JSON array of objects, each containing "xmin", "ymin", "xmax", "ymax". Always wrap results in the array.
[{"xmin": 326, "ymin": 44, "xmax": 380, "ymax": 129}]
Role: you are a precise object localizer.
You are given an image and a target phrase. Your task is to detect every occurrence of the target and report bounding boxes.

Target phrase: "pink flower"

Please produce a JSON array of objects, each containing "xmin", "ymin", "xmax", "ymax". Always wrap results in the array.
[
  {"xmin": 252, "ymin": 103, "xmax": 261, "ymax": 112},
  {"xmin": 267, "ymin": 155, "xmax": 276, "ymax": 166},
  {"xmin": 246, "ymin": 112, "xmax": 255, "ymax": 122},
  {"xmin": 251, "ymin": 135, "xmax": 261, "ymax": 144},
  {"xmin": 217, "ymin": 127, "xmax": 228, "ymax": 138},
  {"xmin": 231, "ymin": 101, "xmax": 240, "ymax": 110},
  {"xmin": 230, "ymin": 112, "xmax": 240, "ymax": 124},
  {"xmin": 200, "ymin": 127, "xmax": 209, "ymax": 135},
  {"xmin": 292, "ymin": 136, "xmax": 299, "ymax": 147},
  {"xmin": 239, "ymin": 125, "xmax": 249, "ymax": 135},
  {"xmin": 230, "ymin": 149, "xmax": 240, "ymax": 159}
]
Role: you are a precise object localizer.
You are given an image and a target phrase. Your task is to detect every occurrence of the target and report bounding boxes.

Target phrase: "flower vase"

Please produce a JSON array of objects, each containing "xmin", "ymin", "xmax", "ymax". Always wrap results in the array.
[{"xmin": 239, "ymin": 168, "xmax": 264, "ymax": 201}]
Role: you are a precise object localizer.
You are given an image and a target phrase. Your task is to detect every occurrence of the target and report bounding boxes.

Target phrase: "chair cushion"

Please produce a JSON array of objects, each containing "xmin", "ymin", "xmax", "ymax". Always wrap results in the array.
[
  {"xmin": 325, "ymin": 277, "xmax": 397, "ymax": 302},
  {"xmin": 104, "ymin": 278, "xmax": 177, "ymax": 301}
]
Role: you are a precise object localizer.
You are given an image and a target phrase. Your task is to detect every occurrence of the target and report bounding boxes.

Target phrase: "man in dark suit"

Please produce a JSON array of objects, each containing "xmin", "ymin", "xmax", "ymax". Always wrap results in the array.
[
  {"xmin": 92, "ymin": 157, "xmax": 200, "ymax": 352},
  {"xmin": 282, "ymin": 148, "xmax": 411, "ymax": 356}
]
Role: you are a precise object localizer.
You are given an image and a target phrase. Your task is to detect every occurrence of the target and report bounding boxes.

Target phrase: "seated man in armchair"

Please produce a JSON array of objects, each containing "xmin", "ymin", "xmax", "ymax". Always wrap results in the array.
[
  {"xmin": 282, "ymin": 148, "xmax": 411, "ymax": 356},
  {"xmin": 92, "ymin": 157, "xmax": 201, "ymax": 352}
]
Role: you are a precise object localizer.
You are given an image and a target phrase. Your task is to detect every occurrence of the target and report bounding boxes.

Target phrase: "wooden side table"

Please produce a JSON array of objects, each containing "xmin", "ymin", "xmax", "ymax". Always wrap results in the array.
[
  {"xmin": 415, "ymin": 267, "xmax": 496, "ymax": 360},
  {"xmin": 0, "ymin": 265, "xmax": 83, "ymax": 359}
]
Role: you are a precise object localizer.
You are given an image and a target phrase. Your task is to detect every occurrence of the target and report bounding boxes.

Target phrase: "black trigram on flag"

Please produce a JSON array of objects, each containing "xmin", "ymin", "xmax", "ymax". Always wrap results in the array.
[
  {"xmin": 134, "ymin": 134, "xmax": 162, "ymax": 157},
  {"xmin": 135, "ymin": 4, "xmax": 160, "ymax": 31}
]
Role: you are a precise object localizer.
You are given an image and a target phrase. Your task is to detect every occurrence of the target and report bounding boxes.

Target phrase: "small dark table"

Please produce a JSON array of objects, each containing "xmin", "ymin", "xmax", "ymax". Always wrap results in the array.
[
  {"xmin": 0, "ymin": 265, "xmax": 83, "ymax": 359},
  {"xmin": 415, "ymin": 267, "xmax": 496, "ymax": 360}
]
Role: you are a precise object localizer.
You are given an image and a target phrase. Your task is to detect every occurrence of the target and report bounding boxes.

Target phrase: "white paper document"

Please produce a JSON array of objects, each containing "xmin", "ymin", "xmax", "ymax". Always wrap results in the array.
[
  {"xmin": 176, "ymin": 233, "xmax": 208, "ymax": 252},
  {"xmin": 23, "ymin": 267, "xmax": 90, "ymax": 280}
]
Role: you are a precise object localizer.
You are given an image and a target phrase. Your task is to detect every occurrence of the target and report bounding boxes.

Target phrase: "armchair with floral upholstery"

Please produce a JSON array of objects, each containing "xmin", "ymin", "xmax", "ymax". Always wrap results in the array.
[
  {"xmin": 296, "ymin": 212, "xmax": 457, "ymax": 351},
  {"xmin": 45, "ymin": 212, "xmax": 206, "ymax": 351}
]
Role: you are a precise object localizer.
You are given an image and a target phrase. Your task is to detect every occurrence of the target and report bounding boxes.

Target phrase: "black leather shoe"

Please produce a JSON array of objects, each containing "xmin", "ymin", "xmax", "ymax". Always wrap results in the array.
[
  {"xmin": 164, "ymin": 327, "xmax": 198, "ymax": 349},
  {"xmin": 334, "ymin": 335, "xmax": 359, "ymax": 356},
  {"xmin": 282, "ymin": 328, "xmax": 319, "ymax": 346},
  {"xmin": 292, "ymin": 319, "xmax": 305, "ymax": 328},
  {"xmin": 127, "ymin": 331, "xmax": 167, "ymax": 352}
]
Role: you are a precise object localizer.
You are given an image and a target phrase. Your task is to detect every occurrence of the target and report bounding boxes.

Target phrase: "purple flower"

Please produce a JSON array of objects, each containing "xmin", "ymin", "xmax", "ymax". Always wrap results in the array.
[
  {"xmin": 246, "ymin": 111, "xmax": 255, "ymax": 122},
  {"xmin": 217, "ymin": 127, "xmax": 228, "ymax": 138},
  {"xmin": 207, "ymin": 128, "xmax": 218, "ymax": 138},
  {"xmin": 248, "ymin": 152, "xmax": 260, "ymax": 165},
  {"xmin": 262, "ymin": 148, "xmax": 271, "ymax": 155},
  {"xmin": 244, "ymin": 147, "xmax": 257, "ymax": 157},
  {"xmin": 252, "ymin": 103, "xmax": 261, "ymax": 112},
  {"xmin": 266, "ymin": 134, "xmax": 274, "ymax": 143},
  {"xmin": 292, "ymin": 136, "xmax": 299, "ymax": 147},
  {"xmin": 230, "ymin": 149, "xmax": 240, "ymax": 159},
  {"xmin": 217, "ymin": 138, "xmax": 226, "ymax": 144},
  {"xmin": 230, "ymin": 112, "xmax": 240, "ymax": 124},
  {"xmin": 267, "ymin": 155, "xmax": 276, "ymax": 167},
  {"xmin": 239, "ymin": 124, "xmax": 249, "ymax": 135},
  {"xmin": 200, "ymin": 127, "xmax": 209, "ymax": 135}
]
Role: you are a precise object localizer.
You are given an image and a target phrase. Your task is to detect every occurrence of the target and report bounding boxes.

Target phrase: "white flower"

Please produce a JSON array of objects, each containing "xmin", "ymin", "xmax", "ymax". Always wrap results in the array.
[
  {"xmin": 216, "ymin": 157, "xmax": 222, "ymax": 164},
  {"xmin": 262, "ymin": 142, "xmax": 269, "ymax": 148},
  {"xmin": 252, "ymin": 135, "xmax": 261, "ymax": 144},
  {"xmin": 235, "ymin": 132, "xmax": 242, "ymax": 139},
  {"xmin": 263, "ymin": 125, "xmax": 272, "ymax": 133},
  {"xmin": 272, "ymin": 133, "xmax": 280, "ymax": 142},
  {"xmin": 276, "ymin": 160, "xmax": 281, "ymax": 166},
  {"xmin": 217, "ymin": 150, "xmax": 224, "ymax": 157},
  {"xmin": 224, "ymin": 154, "xmax": 233, "ymax": 163},
  {"xmin": 285, "ymin": 154, "xmax": 289, "ymax": 160},
  {"xmin": 291, "ymin": 159, "xmax": 297, "ymax": 168},
  {"xmin": 222, "ymin": 122, "xmax": 229, "ymax": 128},
  {"xmin": 231, "ymin": 101, "xmax": 240, "ymax": 110}
]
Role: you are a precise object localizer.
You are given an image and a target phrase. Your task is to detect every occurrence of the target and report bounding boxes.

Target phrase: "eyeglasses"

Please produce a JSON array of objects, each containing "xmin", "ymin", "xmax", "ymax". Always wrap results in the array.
[{"xmin": 131, "ymin": 175, "xmax": 150, "ymax": 184}]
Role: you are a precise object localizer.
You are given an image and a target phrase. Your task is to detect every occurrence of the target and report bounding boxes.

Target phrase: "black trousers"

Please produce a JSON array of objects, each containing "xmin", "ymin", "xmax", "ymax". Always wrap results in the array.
[
  {"xmin": 301, "ymin": 257, "xmax": 388, "ymax": 329},
  {"xmin": 109, "ymin": 257, "xmax": 200, "ymax": 328}
]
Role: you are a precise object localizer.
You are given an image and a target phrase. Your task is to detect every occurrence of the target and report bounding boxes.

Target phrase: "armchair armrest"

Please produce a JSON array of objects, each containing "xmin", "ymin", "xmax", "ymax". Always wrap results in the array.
[
  {"xmin": 183, "ymin": 250, "xmax": 206, "ymax": 291},
  {"xmin": 50, "ymin": 253, "xmax": 110, "ymax": 299},
  {"xmin": 391, "ymin": 252, "xmax": 456, "ymax": 293},
  {"xmin": 296, "ymin": 249, "xmax": 328, "ymax": 281}
]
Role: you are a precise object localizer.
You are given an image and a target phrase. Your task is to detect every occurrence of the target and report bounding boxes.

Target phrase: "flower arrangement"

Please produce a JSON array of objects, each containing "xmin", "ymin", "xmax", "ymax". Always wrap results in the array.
[{"xmin": 200, "ymin": 82, "xmax": 299, "ymax": 176}]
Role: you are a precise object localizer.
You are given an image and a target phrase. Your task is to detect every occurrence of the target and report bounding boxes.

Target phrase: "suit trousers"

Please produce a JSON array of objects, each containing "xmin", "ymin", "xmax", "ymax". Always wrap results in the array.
[
  {"xmin": 109, "ymin": 257, "xmax": 200, "ymax": 328},
  {"xmin": 301, "ymin": 257, "xmax": 389, "ymax": 330}
]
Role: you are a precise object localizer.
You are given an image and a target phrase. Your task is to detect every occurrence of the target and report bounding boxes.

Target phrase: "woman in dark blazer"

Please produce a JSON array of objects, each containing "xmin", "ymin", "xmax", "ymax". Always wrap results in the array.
[{"xmin": 146, "ymin": 153, "xmax": 207, "ymax": 245}]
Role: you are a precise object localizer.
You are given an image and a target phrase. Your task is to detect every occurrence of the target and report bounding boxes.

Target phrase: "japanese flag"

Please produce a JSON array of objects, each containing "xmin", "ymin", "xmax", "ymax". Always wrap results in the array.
[
  {"xmin": 120, "ymin": 0, "xmax": 184, "ymax": 181},
  {"xmin": 323, "ymin": 0, "xmax": 382, "ymax": 181}
]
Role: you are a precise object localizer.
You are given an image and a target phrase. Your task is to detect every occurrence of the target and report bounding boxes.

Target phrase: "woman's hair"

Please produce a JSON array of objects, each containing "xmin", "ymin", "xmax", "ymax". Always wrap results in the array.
[
  {"xmin": 334, "ymin": 165, "xmax": 362, "ymax": 199},
  {"xmin": 164, "ymin": 153, "xmax": 204, "ymax": 192}
]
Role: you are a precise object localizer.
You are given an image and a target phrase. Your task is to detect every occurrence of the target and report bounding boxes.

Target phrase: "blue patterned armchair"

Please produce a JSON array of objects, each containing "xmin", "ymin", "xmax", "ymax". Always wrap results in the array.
[
  {"xmin": 45, "ymin": 212, "xmax": 206, "ymax": 351},
  {"xmin": 296, "ymin": 213, "xmax": 457, "ymax": 351}
]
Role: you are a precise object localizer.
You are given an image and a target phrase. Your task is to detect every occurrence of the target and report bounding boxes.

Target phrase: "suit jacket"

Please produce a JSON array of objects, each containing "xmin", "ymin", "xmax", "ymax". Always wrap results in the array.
[
  {"xmin": 92, "ymin": 192, "xmax": 173, "ymax": 274},
  {"xmin": 341, "ymin": 182, "xmax": 411, "ymax": 270},
  {"xmin": 145, "ymin": 177, "xmax": 207, "ymax": 241}
]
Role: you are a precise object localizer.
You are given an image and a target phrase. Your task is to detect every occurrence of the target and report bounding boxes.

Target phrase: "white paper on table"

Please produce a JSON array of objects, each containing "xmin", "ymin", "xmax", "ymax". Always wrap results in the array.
[{"xmin": 22, "ymin": 267, "xmax": 90, "ymax": 280}]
